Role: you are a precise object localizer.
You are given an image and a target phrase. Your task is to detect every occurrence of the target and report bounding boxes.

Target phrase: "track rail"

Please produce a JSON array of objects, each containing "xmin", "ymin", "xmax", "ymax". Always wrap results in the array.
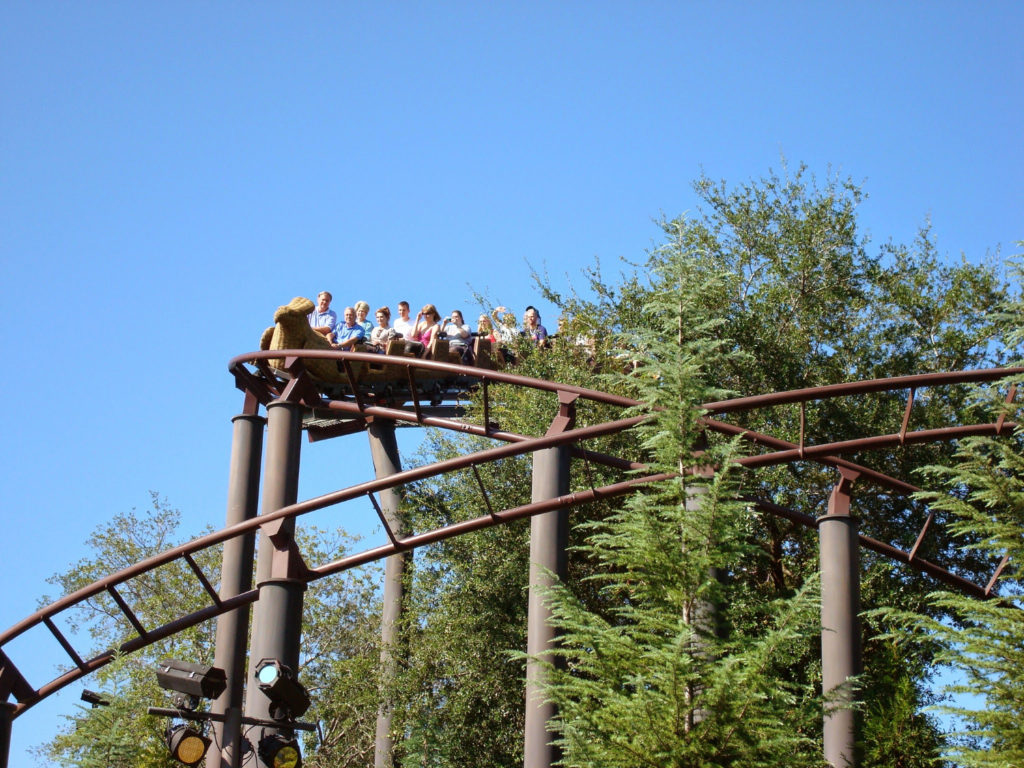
[{"xmin": 1, "ymin": 352, "xmax": 1019, "ymax": 719}]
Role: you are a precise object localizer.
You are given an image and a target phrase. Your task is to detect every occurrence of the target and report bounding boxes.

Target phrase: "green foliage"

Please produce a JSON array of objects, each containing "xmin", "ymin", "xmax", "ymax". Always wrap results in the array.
[
  {"xmin": 395, "ymin": 165, "xmax": 1014, "ymax": 765},
  {"xmin": 537, "ymin": 240, "xmax": 826, "ymax": 767},
  {"xmin": 870, "ymin": 260, "xmax": 1023, "ymax": 766},
  {"xmin": 543, "ymin": 465, "xmax": 826, "ymax": 768},
  {"xmin": 33, "ymin": 494, "xmax": 380, "ymax": 768},
  {"xmin": 877, "ymin": 416, "xmax": 1023, "ymax": 765},
  {"xmin": 393, "ymin": 432, "xmax": 533, "ymax": 768},
  {"xmin": 39, "ymin": 660, "xmax": 177, "ymax": 768},
  {"xmin": 858, "ymin": 636, "xmax": 943, "ymax": 768},
  {"xmin": 296, "ymin": 527, "xmax": 381, "ymax": 768},
  {"xmin": 34, "ymin": 495, "xmax": 219, "ymax": 767}
]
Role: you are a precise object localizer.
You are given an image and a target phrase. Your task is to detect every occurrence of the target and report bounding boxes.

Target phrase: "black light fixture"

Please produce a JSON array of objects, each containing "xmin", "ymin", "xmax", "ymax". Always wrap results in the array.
[
  {"xmin": 254, "ymin": 658, "xmax": 310, "ymax": 721},
  {"xmin": 80, "ymin": 689, "xmax": 109, "ymax": 708},
  {"xmin": 166, "ymin": 724, "xmax": 211, "ymax": 766},
  {"xmin": 258, "ymin": 733, "xmax": 302, "ymax": 768},
  {"xmin": 155, "ymin": 659, "xmax": 227, "ymax": 710}
]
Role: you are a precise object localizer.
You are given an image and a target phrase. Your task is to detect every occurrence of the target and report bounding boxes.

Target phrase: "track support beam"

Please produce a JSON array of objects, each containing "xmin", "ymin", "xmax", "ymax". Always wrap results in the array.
[
  {"xmin": 819, "ymin": 469, "xmax": 862, "ymax": 768},
  {"xmin": 245, "ymin": 400, "xmax": 306, "ymax": 734},
  {"xmin": 369, "ymin": 419, "xmax": 407, "ymax": 768},
  {"xmin": 524, "ymin": 445, "xmax": 570, "ymax": 768},
  {"xmin": 211, "ymin": 411, "xmax": 265, "ymax": 768}
]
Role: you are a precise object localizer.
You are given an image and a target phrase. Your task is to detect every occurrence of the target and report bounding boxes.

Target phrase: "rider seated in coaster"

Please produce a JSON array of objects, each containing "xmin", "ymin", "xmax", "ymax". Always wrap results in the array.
[
  {"xmin": 393, "ymin": 300, "xmax": 424, "ymax": 356},
  {"xmin": 332, "ymin": 306, "xmax": 366, "ymax": 350},
  {"xmin": 490, "ymin": 305, "xmax": 519, "ymax": 343},
  {"xmin": 490, "ymin": 305, "xmax": 519, "ymax": 363},
  {"xmin": 415, "ymin": 304, "xmax": 443, "ymax": 352},
  {"xmin": 393, "ymin": 300, "xmax": 414, "ymax": 337},
  {"xmin": 522, "ymin": 305, "xmax": 549, "ymax": 346},
  {"xmin": 441, "ymin": 309, "xmax": 473, "ymax": 363},
  {"xmin": 477, "ymin": 314, "xmax": 496, "ymax": 343},
  {"xmin": 368, "ymin": 306, "xmax": 401, "ymax": 352},
  {"xmin": 308, "ymin": 291, "xmax": 338, "ymax": 342},
  {"xmin": 354, "ymin": 300, "xmax": 374, "ymax": 338}
]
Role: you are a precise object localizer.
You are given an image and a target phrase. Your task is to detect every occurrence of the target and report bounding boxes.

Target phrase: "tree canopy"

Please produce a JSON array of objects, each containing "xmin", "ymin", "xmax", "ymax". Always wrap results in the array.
[{"xmin": 31, "ymin": 167, "xmax": 1021, "ymax": 768}]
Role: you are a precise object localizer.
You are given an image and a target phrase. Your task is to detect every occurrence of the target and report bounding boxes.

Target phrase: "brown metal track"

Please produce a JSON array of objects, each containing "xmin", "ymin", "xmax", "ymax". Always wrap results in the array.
[{"xmin": 1, "ymin": 352, "xmax": 1019, "ymax": 720}]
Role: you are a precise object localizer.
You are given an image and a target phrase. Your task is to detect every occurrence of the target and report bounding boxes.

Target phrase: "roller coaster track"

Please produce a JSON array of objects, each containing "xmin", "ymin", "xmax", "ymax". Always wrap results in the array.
[{"xmin": 1, "ymin": 350, "xmax": 1019, "ymax": 723}]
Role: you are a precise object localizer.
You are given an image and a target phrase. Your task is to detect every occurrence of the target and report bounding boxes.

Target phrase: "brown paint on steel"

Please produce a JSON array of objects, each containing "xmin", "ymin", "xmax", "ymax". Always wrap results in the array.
[
  {"xmin": 701, "ymin": 367, "xmax": 1021, "ymax": 413},
  {"xmin": 2, "ymin": 353, "xmax": 1019, "ymax": 719}
]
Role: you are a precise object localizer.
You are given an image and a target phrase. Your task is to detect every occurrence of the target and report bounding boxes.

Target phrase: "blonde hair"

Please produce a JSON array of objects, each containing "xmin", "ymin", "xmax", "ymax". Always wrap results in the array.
[
  {"xmin": 355, "ymin": 301, "xmax": 370, "ymax": 314},
  {"xmin": 420, "ymin": 304, "xmax": 440, "ymax": 322}
]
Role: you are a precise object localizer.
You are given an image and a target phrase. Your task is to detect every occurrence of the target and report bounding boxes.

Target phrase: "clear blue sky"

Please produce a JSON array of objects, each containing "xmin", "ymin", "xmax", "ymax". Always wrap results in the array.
[{"xmin": 1, "ymin": 1, "xmax": 1021, "ymax": 762}]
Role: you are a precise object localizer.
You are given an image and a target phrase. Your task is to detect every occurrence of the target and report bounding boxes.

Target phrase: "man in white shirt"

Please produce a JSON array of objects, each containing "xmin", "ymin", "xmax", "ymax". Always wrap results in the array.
[
  {"xmin": 393, "ymin": 300, "xmax": 415, "ymax": 339},
  {"xmin": 392, "ymin": 300, "xmax": 424, "ymax": 356}
]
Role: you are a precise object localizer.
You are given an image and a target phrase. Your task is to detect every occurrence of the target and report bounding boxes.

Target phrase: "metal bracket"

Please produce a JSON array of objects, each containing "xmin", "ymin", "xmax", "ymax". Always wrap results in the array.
[
  {"xmin": 826, "ymin": 468, "xmax": 861, "ymax": 517},
  {"xmin": 545, "ymin": 391, "xmax": 579, "ymax": 436}
]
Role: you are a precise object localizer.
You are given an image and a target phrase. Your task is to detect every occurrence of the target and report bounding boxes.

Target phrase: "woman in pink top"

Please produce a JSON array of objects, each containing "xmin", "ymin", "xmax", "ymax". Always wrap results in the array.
[{"xmin": 415, "ymin": 304, "xmax": 442, "ymax": 348}]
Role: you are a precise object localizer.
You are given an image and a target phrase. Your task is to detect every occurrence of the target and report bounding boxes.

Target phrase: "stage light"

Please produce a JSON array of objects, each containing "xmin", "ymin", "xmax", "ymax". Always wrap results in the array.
[
  {"xmin": 254, "ymin": 658, "xmax": 310, "ymax": 721},
  {"xmin": 166, "ymin": 724, "xmax": 211, "ymax": 766},
  {"xmin": 80, "ymin": 689, "xmax": 109, "ymax": 708},
  {"xmin": 258, "ymin": 733, "xmax": 302, "ymax": 768},
  {"xmin": 155, "ymin": 659, "xmax": 227, "ymax": 710}
]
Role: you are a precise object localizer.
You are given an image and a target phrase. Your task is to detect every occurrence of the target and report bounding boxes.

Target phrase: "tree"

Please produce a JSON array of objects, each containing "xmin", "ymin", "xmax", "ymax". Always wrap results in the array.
[
  {"xmin": 34, "ymin": 495, "xmax": 220, "ymax": 768},
  {"xmin": 33, "ymin": 495, "xmax": 380, "ymax": 767},
  {"xmin": 876, "ymin": 262, "xmax": 1023, "ymax": 767},
  {"xmin": 394, "ymin": 164, "xmax": 1015, "ymax": 765},
  {"xmin": 539, "ymin": 245, "xmax": 826, "ymax": 767}
]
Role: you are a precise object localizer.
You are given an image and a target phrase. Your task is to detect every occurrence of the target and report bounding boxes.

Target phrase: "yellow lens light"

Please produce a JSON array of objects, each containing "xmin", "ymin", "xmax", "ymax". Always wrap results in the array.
[{"xmin": 272, "ymin": 744, "xmax": 300, "ymax": 768}]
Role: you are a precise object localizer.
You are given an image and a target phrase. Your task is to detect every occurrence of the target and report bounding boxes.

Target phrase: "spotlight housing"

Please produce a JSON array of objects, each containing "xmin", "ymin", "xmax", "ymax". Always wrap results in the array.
[
  {"xmin": 254, "ymin": 658, "xmax": 310, "ymax": 721},
  {"xmin": 166, "ymin": 724, "xmax": 211, "ymax": 766},
  {"xmin": 258, "ymin": 733, "xmax": 302, "ymax": 768},
  {"xmin": 80, "ymin": 689, "xmax": 109, "ymax": 708},
  {"xmin": 156, "ymin": 659, "xmax": 227, "ymax": 710}
]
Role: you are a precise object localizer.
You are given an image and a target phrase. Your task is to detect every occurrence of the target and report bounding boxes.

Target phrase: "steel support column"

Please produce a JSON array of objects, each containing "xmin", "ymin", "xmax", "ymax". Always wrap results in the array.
[
  {"xmin": 368, "ymin": 418, "xmax": 407, "ymax": 768},
  {"xmin": 524, "ymin": 445, "xmax": 570, "ymax": 768},
  {"xmin": 245, "ymin": 400, "xmax": 305, "ymax": 730},
  {"xmin": 819, "ymin": 470, "xmax": 862, "ymax": 768},
  {"xmin": 685, "ymin": 480, "xmax": 717, "ymax": 727},
  {"xmin": 211, "ymin": 410, "xmax": 265, "ymax": 768},
  {"xmin": 0, "ymin": 702, "xmax": 13, "ymax": 768}
]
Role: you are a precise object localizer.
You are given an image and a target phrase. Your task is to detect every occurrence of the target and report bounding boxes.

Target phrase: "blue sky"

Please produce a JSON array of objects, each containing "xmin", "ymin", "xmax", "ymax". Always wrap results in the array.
[{"xmin": 1, "ymin": 1, "xmax": 1021, "ymax": 762}]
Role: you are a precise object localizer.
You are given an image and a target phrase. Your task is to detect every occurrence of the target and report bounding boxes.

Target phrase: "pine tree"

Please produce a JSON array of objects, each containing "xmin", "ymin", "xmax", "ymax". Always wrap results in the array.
[
  {"xmin": 388, "ymin": 167, "xmax": 1015, "ymax": 764},
  {"xmin": 877, "ymin": 261, "xmax": 1023, "ymax": 767},
  {"xmin": 537, "ymin": 242, "xmax": 826, "ymax": 767}
]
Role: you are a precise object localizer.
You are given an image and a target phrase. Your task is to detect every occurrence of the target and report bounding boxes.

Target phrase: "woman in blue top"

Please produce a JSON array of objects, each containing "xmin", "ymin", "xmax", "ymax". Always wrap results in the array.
[{"xmin": 354, "ymin": 301, "xmax": 374, "ymax": 338}]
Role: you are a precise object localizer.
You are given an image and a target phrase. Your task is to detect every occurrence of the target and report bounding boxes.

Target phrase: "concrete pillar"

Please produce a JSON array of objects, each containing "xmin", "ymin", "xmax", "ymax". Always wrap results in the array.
[
  {"xmin": 523, "ymin": 446, "xmax": 570, "ymax": 768},
  {"xmin": 819, "ymin": 471, "xmax": 861, "ymax": 768},
  {"xmin": 211, "ymin": 411, "xmax": 265, "ymax": 768},
  {"xmin": 245, "ymin": 400, "xmax": 305, "ymax": 728},
  {"xmin": 368, "ymin": 419, "xmax": 407, "ymax": 768}
]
